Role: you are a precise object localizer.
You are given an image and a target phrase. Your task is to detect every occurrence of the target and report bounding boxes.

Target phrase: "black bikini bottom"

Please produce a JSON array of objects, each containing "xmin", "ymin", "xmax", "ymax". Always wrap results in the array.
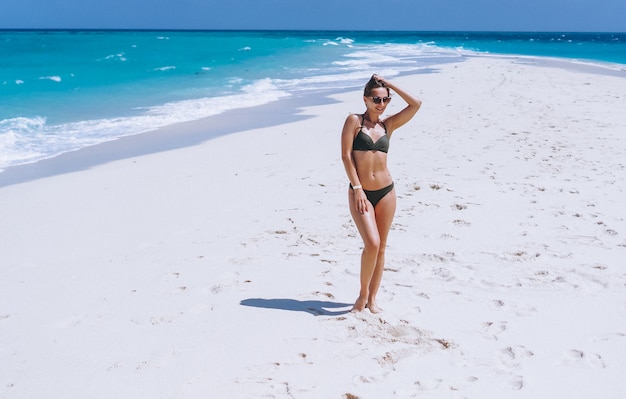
[{"xmin": 351, "ymin": 182, "xmax": 394, "ymax": 208}]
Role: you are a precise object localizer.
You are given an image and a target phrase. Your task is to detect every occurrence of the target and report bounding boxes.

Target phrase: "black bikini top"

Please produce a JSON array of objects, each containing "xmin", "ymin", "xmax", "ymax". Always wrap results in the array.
[{"xmin": 352, "ymin": 114, "xmax": 389, "ymax": 153}]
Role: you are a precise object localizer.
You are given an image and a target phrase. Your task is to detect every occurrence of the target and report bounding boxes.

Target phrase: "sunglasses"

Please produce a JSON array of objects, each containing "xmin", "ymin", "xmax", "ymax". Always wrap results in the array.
[{"xmin": 370, "ymin": 96, "xmax": 391, "ymax": 104}]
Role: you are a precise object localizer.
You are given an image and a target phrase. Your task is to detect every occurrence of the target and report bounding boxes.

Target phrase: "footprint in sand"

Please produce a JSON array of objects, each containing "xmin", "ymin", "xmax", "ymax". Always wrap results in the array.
[
  {"xmin": 414, "ymin": 378, "xmax": 445, "ymax": 391},
  {"xmin": 507, "ymin": 375, "xmax": 524, "ymax": 390},
  {"xmin": 501, "ymin": 345, "xmax": 534, "ymax": 360},
  {"xmin": 491, "ymin": 299, "xmax": 537, "ymax": 316},
  {"xmin": 376, "ymin": 349, "xmax": 416, "ymax": 368},
  {"xmin": 453, "ymin": 219, "xmax": 471, "ymax": 226},
  {"xmin": 385, "ymin": 324, "xmax": 428, "ymax": 345},
  {"xmin": 500, "ymin": 346, "xmax": 535, "ymax": 373},
  {"xmin": 480, "ymin": 321, "xmax": 508, "ymax": 340},
  {"xmin": 561, "ymin": 349, "xmax": 606, "ymax": 368}
]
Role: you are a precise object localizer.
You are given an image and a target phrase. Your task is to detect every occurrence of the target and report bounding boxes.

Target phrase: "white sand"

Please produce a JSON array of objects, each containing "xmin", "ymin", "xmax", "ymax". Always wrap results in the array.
[{"xmin": 1, "ymin": 56, "xmax": 625, "ymax": 398}]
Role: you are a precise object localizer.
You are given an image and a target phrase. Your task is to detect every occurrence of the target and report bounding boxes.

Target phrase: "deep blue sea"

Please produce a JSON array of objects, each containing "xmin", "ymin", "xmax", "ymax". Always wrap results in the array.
[{"xmin": 1, "ymin": 30, "xmax": 625, "ymax": 170}]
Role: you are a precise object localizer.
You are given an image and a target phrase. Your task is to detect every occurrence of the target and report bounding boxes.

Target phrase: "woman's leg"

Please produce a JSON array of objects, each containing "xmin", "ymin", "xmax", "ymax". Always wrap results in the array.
[
  {"xmin": 367, "ymin": 188, "xmax": 396, "ymax": 313},
  {"xmin": 348, "ymin": 190, "xmax": 380, "ymax": 311}
]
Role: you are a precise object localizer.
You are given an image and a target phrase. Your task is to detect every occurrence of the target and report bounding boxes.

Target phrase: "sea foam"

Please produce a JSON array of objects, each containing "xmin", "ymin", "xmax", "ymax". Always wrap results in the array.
[
  {"xmin": 39, "ymin": 76, "xmax": 62, "ymax": 82},
  {"xmin": 0, "ymin": 79, "xmax": 290, "ymax": 169}
]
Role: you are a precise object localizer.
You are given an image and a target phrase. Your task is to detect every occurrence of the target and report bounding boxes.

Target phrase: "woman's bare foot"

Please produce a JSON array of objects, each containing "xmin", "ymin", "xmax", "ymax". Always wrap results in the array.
[
  {"xmin": 367, "ymin": 301, "xmax": 382, "ymax": 314},
  {"xmin": 351, "ymin": 296, "xmax": 368, "ymax": 312}
]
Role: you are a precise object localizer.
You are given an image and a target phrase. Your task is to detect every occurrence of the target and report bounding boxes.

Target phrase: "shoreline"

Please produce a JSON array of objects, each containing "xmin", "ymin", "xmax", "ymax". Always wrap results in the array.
[
  {"xmin": 0, "ymin": 91, "xmax": 339, "ymax": 187},
  {"xmin": 1, "ymin": 55, "xmax": 625, "ymax": 398},
  {"xmin": 471, "ymin": 52, "xmax": 626, "ymax": 77},
  {"xmin": 3, "ymin": 52, "xmax": 624, "ymax": 188}
]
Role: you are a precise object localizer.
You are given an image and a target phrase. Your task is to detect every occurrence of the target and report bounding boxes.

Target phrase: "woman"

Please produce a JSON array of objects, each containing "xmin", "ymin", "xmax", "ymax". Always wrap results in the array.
[{"xmin": 341, "ymin": 74, "xmax": 422, "ymax": 313}]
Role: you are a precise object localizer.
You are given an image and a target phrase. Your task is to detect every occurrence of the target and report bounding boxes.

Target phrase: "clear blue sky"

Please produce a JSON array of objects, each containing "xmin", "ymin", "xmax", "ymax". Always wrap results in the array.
[{"xmin": 2, "ymin": 0, "xmax": 625, "ymax": 32}]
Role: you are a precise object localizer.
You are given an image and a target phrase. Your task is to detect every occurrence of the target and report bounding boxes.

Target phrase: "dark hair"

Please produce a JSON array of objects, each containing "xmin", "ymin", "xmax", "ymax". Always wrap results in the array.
[{"xmin": 363, "ymin": 75, "xmax": 390, "ymax": 97}]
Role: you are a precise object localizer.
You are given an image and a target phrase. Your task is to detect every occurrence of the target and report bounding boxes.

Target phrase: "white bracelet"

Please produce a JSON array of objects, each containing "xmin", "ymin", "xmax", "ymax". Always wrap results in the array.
[{"xmin": 352, "ymin": 185, "xmax": 362, "ymax": 190}]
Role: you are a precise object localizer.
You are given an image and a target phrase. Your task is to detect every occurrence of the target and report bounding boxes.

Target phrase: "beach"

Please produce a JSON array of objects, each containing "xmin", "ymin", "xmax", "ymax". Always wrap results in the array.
[{"xmin": 1, "ymin": 55, "xmax": 625, "ymax": 398}]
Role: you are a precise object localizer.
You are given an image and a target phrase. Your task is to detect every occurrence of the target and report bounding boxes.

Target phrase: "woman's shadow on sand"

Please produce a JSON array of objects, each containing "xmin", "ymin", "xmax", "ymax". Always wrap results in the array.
[{"xmin": 240, "ymin": 298, "xmax": 352, "ymax": 316}]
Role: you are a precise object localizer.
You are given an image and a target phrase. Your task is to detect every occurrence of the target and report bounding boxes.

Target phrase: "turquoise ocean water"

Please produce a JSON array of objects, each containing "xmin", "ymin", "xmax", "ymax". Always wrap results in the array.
[{"xmin": 1, "ymin": 30, "xmax": 625, "ymax": 170}]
